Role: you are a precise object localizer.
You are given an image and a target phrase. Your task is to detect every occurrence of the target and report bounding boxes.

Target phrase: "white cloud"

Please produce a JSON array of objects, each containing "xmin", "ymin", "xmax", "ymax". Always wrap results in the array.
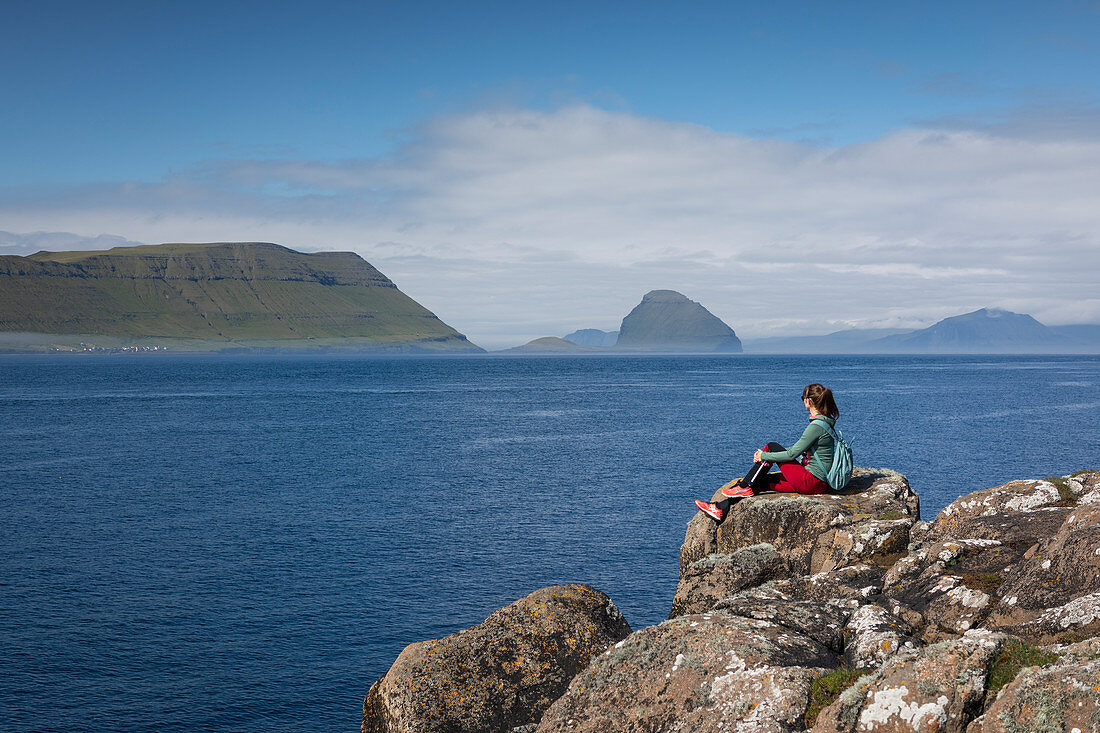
[{"xmin": 2, "ymin": 104, "xmax": 1098, "ymax": 346}]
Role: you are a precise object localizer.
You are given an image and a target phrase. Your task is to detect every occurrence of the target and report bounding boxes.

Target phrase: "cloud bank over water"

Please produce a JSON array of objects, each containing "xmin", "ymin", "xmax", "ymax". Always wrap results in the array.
[{"xmin": 3, "ymin": 105, "xmax": 1098, "ymax": 347}]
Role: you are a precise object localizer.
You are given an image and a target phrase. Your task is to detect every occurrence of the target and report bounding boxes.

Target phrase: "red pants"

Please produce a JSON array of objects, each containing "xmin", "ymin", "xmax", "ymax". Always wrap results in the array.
[
  {"xmin": 756, "ymin": 442, "xmax": 828, "ymax": 495},
  {"xmin": 763, "ymin": 461, "xmax": 828, "ymax": 495}
]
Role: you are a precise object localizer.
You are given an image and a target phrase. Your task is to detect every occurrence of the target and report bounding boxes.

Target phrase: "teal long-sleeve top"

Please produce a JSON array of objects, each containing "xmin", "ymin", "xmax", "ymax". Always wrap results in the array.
[{"xmin": 760, "ymin": 416, "xmax": 836, "ymax": 481}]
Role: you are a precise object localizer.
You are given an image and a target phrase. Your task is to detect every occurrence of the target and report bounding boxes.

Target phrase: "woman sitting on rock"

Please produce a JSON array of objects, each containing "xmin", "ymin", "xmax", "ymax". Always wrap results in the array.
[{"xmin": 694, "ymin": 383, "xmax": 839, "ymax": 522}]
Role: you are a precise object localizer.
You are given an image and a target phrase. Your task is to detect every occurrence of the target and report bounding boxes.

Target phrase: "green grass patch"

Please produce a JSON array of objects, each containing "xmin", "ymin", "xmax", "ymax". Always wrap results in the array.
[
  {"xmin": 1056, "ymin": 630, "xmax": 1087, "ymax": 645},
  {"xmin": 805, "ymin": 667, "xmax": 871, "ymax": 728},
  {"xmin": 987, "ymin": 639, "xmax": 1059, "ymax": 697},
  {"xmin": 1044, "ymin": 476, "xmax": 1077, "ymax": 507},
  {"xmin": 957, "ymin": 571, "xmax": 1003, "ymax": 595},
  {"xmin": 875, "ymin": 510, "xmax": 905, "ymax": 521},
  {"xmin": 1071, "ymin": 469, "xmax": 1096, "ymax": 477}
]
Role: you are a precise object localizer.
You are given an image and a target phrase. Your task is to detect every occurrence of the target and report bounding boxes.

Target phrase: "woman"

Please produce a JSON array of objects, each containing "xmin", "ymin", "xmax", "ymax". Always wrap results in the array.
[{"xmin": 694, "ymin": 383, "xmax": 839, "ymax": 522}]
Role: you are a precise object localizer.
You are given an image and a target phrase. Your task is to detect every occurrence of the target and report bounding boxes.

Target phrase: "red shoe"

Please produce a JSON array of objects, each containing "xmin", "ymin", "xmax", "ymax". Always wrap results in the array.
[
  {"xmin": 721, "ymin": 484, "xmax": 754, "ymax": 499},
  {"xmin": 695, "ymin": 500, "xmax": 724, "ymax": 521}
]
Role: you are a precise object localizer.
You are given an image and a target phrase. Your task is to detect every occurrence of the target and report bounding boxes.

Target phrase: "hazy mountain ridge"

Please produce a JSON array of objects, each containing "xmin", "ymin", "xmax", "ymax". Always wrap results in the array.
[
  {"xmin": 870, "ymin": 308, "xmax": 1074, "ymax": 352},
  {"xmin": 744, "ymin": 309, "xmax": 1100, "ymax": 354},
  {"xmin": 501, "ymin": 337, "xmax": 603, "ymax": 354},
  {"xmin": 0, "ymin": 242, "xmax": 481, "ymax": 352},
  {"xmin": 563, "ymin": 329, "xmax": 619, "ymax": 347},
  {"xmin": 742, "ymin": 328, "xmax": 912, "ymax": 354},
  {"xmin": 1051, "ymin": 324, "xmax": 1100, "ymax": 343}
]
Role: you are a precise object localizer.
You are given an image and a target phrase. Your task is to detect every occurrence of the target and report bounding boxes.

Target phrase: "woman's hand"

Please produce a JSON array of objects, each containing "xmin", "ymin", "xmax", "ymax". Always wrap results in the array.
[{"xmin": 753, "ymin": 449, "xmax": 764, "ymax": 463}]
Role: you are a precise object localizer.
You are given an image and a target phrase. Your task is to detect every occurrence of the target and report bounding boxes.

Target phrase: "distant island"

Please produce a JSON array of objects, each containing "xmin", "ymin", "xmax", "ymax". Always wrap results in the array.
[
  {"xmin": 513, "ymin": 298, "xmax": 1100, "ymax": 356},
  {"xmin": 4, "ymin": 242, "xmax": 1097, "ymax": 356},
  {"xmin": 499, "ymin": 336, "xmax": 606, "ymax": 354},
  {"xmin": 512, "ymin": 290, "xmax": 743, "ymax": 354},
  {"xmin": 0, "ymin": 242, "xmax": 482, "ymax": 353},
  {"xmin": 562, "ymin": 328, "xmax": 619, "ymax": 348},
  {"xmin": 617, "ymin": 290, "xmax": 743, "ymax": 352}
]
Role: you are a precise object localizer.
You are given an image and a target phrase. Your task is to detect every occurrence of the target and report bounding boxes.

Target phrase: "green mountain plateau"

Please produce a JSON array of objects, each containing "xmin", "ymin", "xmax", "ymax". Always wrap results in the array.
[{"xmin": 0, "ymin": 242, "xmax": 481, "ymax": 352}]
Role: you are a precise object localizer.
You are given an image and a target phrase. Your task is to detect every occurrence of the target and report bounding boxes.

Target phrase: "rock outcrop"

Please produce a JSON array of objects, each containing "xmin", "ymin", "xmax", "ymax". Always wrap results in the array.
[
  {"xmin": 967, "ymin": 635, "xmax": 1100, "ymax": 732},
  {"xmin": 670, "ymin": 542, "xmax": 786, "ymax": 618},
  {"xmin": 814, "ymin": 630, "xmax": 1006, "ymax": 732},
  {"xmin": 361, "ymin": 584, "xmax": 631, "ymax": 733},
  {"xmin": 677, "ymin": 468, "xmax": 919, "ymax": 609},
  {"xmin": 538, "ymin": 611, "xmax": 838, "ymax": 733},
  {"xmin": 363, "ymin": 469, "xmax": 1100, "ymax": 732},
  {"xmin": 890, "ymin": 471, "xmax": 1100, "ymax": 645}
]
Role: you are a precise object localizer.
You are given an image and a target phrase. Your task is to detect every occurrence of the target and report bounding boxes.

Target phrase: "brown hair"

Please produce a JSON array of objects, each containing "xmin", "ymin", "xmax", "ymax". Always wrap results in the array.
[{"xmin": 802, "ymin": 383, "xmax": 839, "ymax": 419}]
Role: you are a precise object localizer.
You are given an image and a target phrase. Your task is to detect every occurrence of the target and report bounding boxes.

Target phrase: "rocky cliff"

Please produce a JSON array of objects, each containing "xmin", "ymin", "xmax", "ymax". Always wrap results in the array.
[
  {"xmin": 363, "ymin": 469, "xmax": 1100, "ymax": 732},
  {"xmin": 362, "ymin": 585, "xmax": 631, "ymax": 733},
  {"xmin": 0, "ymin": 242, "xmax": 481, "ymax": 352}
]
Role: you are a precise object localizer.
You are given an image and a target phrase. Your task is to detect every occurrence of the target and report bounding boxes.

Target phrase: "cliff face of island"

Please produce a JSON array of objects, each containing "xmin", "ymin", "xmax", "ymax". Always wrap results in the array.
[
  {"xmin": 363, "ymin": 468, "xmax": 1100, "ymax": 732},
  {"xmin": 616, "ymin": 290, "xmax": 743, "ymax": 353},
  {"xmin": 0, "ymin": 242, "xmax": 482, "ymax": 352},
  {"xmin": 504, "ymin": 290, "xmax": 742, "ymax": 354}
]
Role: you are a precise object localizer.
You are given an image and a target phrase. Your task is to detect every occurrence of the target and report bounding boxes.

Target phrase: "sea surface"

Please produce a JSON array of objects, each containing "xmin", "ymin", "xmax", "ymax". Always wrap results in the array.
[{"xmin": 2, "ymin": 354, "xmax": 1098, "ymax": 732}]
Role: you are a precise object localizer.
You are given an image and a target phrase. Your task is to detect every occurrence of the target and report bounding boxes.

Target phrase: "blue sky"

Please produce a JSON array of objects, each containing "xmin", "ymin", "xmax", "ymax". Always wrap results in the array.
[{"xmin": 2, "ymin": 1, "xmax": 1099, "ymax": 346}]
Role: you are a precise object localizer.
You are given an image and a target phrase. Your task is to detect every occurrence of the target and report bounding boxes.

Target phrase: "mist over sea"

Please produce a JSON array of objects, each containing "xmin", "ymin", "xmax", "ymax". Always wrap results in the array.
[{"xmin": 2, "ymin": 353, "xmax": 1097, "ymax": 732}]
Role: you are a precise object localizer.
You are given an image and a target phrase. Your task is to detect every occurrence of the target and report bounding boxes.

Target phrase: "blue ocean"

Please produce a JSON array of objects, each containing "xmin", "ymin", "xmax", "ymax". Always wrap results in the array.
[{"xmin": 2, "ymin": 354, "xmax": 1098, "ymax": 732}]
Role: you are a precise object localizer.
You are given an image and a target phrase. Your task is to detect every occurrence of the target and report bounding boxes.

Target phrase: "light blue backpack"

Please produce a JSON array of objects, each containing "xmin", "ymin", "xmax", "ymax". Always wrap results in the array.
[{"xmin": 810, "ymin": 418, "xmax": 853, "ymax": 491}]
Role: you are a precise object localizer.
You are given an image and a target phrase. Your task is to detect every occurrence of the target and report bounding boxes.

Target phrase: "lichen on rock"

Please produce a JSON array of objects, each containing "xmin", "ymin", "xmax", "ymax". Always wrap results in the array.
[
  {"xmin": 813, "ymin": 630, "xmax": 1006, "ymax": 732},
  {"xmin": 669, "ymin": 542, "xmax": 786, "ymax": 618},
  {"xmin": 968, "ymin": 655, "xmax": 1100, "ymax": 732},
  {"xmin": 843, "ymin": 604, "xmax": 921, "ymax": 669},
  {"xmin": 362, "ymin": 584, "xmax": 631, "ymax": 733},
  {"xmin": 536, "ymin": 612, "xmax": 838, "ymax": 733},
  {"xmin": 714, "ymin": 591, "xmax": 853, "ymax": 652}
]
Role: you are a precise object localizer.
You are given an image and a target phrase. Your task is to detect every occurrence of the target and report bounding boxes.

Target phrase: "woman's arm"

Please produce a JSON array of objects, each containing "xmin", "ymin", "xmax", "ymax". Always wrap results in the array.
[{"xmin": 760, "ymin": 423, "xmax": 825, "ymax": 463}]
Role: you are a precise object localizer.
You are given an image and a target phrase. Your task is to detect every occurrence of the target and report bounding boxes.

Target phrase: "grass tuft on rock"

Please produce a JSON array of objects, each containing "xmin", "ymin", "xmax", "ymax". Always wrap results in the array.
[
  {"xmin": 988, "ymin": 638, "xmax": 1059, "ymax": 697},
  {"xmin": 1044, "ymin": 476, "xmax": 1077, "ymax": 506},
  {"xmin": 804, "ymin": 667, "xmax": 871, "ymax": 728},
  {"xmin": 957, "ymin": 571, "xmax": 1003, "ymax": 595}
]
